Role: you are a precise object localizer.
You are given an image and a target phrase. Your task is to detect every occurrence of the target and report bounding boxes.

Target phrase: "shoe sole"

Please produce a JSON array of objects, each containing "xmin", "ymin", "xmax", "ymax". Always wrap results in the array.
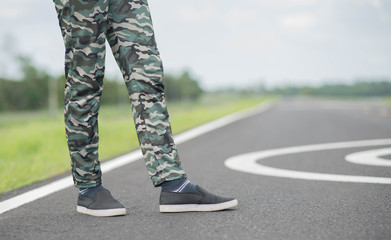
[
  {"xmin": 77, "ymin": 206, "xmax": 126, "ymax": 217},
  {"xmin": 159, "ymin": 199, "xmax": 238, "ymax": 213}
]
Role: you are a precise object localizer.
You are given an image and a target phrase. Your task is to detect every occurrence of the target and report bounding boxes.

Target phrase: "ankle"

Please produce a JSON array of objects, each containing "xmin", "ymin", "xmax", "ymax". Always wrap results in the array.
[
  {"xmin": 79, "ymin": 184, "xmax": 103, "ymax": 198},
  {"xmin": 161, "ymin": 178, "xmax": 197, "ymax": 193}
]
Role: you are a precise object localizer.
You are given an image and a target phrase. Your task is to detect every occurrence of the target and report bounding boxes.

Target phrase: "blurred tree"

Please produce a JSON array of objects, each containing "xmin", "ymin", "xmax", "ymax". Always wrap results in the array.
[
  {"xmin": 163, "ymin": 71, "xmax": 203, "ymax": 101},
  {"xmin": 262, "ymin": 79, "xmax": 391, "ymax": 97},
  {"xmin": 178, "ymin": 71, "xmax": 203, "ymax": 100},
  {"xmin": 19, "ymin": 56, "xmax": 50, "ymax": 110},
  {"xmin": 0, "ymin": 57, "xmax": 203, "ymax": 112},
  {"xmin": 164, "ymin": 73, "xmax": 181, "ymax": 101},
  {"xmin": 100, "ymin": 78, "xmax": 128, "ymax": 106},
  {"xmin": 0, "ymin": 56, "xmax": 50, "ymax": 111}
]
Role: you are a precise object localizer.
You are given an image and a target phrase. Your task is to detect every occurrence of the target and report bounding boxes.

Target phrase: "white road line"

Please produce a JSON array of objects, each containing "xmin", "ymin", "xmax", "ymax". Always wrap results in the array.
[
  {"xmin": 225, "ymin": 139, "xmax": 391, "ymax": 184},
  {"xmin": 345, "ymin": 148, "xmax": 391, "ymax": 167},
  {"xmin": 0, "ymin": 100, "xmax": 273, "ymax": 215}
]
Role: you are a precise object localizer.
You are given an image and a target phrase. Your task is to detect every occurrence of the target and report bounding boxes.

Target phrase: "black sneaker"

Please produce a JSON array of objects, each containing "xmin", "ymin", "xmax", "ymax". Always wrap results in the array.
[
  {"xmin": 159, "ymin": 186, "xmax": 238, "ymax": 212},
  {"xmin": 77, "ymin": 188, "xmax": 126, "ymax": 217}
]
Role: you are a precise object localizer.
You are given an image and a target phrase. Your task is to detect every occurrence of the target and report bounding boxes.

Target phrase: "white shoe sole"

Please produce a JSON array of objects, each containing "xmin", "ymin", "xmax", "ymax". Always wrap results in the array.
[
  {"xmin": 77, "ymin": 206, "xmax": 126, "ymax": 217},
  {"xmin": 159, "ymin": 199, "xmax": 238, "ymax": 213}
]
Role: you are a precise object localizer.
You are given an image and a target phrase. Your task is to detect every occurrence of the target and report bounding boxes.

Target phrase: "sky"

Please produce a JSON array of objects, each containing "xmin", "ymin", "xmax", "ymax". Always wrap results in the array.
[{"xmin": 0, "ymin": 0, "xmax": 390, "ymax": 90}]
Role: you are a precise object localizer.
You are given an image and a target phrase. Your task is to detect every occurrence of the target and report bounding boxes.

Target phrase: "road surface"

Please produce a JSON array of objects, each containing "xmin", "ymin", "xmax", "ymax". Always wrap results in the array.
[{"xmin": 1, "ymin": 98, "xmax": 391, "ymax": 240}]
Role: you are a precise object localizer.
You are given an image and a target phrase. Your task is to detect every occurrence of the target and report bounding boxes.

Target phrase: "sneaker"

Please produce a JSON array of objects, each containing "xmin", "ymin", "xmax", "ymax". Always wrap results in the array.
[
  {"xmin": 77, "ymin": 188, "xmax": 126, "ymax": 217},
  {"xmin": 159, "ymin": 186, "xmax": 238, "ymax": 212}
]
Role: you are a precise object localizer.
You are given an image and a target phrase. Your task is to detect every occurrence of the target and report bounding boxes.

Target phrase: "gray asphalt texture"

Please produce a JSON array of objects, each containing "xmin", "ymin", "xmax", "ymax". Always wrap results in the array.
[{"xmin": 1, "ymin": 98, "xmax": 391, "ymax": 240}]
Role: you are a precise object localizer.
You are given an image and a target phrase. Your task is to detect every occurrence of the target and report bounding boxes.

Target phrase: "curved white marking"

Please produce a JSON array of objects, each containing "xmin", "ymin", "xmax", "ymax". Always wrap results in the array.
[
  {"xmin": 225, "ymin": 139, "xmax": 391, "ymax": 184},
  {"xmin": 345, "ymin": 148, "xmax": 391, "ymax": 166}
]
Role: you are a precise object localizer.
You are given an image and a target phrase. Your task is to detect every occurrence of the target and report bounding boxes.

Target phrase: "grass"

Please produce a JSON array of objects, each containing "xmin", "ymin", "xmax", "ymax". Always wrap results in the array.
[
  {"xmin": 0, "ymin": 94, "xmax": 269, "ymax": 194},
  {"xmin": 385, "ymin": 97, "xmax": 391, "ymax": 106}
]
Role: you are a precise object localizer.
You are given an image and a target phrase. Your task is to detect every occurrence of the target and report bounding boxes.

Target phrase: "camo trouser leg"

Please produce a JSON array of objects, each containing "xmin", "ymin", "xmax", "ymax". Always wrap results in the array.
[
  {"xmin": 107, "ymin": 0, "xmax": 186, "ymax": 186},
  {"xmin": 53, "ymin": 0, "xmax": 186, "ymax": 188}
]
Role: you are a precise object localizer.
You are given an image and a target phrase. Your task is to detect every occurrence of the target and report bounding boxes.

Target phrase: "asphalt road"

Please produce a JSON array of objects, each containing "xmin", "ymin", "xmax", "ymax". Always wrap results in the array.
[{"xmin": 1, "ymin": 98, "xmax": 391, "ymax": 240}]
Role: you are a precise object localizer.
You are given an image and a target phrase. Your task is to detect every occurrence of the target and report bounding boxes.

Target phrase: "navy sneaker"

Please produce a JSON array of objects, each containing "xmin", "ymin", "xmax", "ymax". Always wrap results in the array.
[
  {"xmin": 77, "ymin": 188, "xmax": 126, "ymax": 217},
  {"xmin": 159, "ymin": 186, "xmax": 238, "ymax": 212}
]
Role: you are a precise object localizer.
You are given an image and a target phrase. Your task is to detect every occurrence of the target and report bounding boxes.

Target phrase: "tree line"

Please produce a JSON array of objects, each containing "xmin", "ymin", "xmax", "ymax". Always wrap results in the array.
[
  {"xmin": 261, "ymin": 80, "xmax": 391, "ymax": 97},
  {"xmin": 1, "ymin": 57, "xmax": 390, "ymax": 112},
  {"xmin": 0, "ymin": 57, "xmax": 203, "ymax": 112}
]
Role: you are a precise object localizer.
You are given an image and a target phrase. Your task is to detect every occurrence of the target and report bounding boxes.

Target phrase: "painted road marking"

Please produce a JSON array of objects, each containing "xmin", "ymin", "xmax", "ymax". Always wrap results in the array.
[
  {"xmin": 225, "ymin": 139, "xmax": 391, "ymax": 184},
  {"xmin": 0, "ymin": 100, "xmax": 273, "ymax": 215},
  {"xmin": 345, "ymin": 148, "xmax": 391, "ymax": 167}
]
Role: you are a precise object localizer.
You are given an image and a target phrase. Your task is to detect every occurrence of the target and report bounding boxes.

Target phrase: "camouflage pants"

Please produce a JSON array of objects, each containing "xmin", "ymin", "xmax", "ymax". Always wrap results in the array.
[{"xmin": 53, "ymin": 0, "xmax": 186, "ymax": 188}]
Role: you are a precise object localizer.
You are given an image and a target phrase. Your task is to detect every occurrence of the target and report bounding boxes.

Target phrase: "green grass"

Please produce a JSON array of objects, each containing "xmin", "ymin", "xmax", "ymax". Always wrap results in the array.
[
  {"xmin": 0, "ymin": 94, "xmax": 269, "ymax": 194},
  {"xmin": 385, "ymin": 97, "xmax": 391, "ymax": 106}
]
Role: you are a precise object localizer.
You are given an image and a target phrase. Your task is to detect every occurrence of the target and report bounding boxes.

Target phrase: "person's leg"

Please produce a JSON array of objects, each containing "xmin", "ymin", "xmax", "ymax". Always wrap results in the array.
[
  {"xmin": 106, "ymin": 0, "xmax": 186, "ymax": 186},
  {"xmin": 54, "ymin": 0, "xmax": 106, "ymax": 188},
  {"xmin": 106, "ymin": 0, "xmax": 238, "ymax": 212},
  {"xmin": 53, "ymin": 0, "xmax": 125, "ymax": 216}
]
